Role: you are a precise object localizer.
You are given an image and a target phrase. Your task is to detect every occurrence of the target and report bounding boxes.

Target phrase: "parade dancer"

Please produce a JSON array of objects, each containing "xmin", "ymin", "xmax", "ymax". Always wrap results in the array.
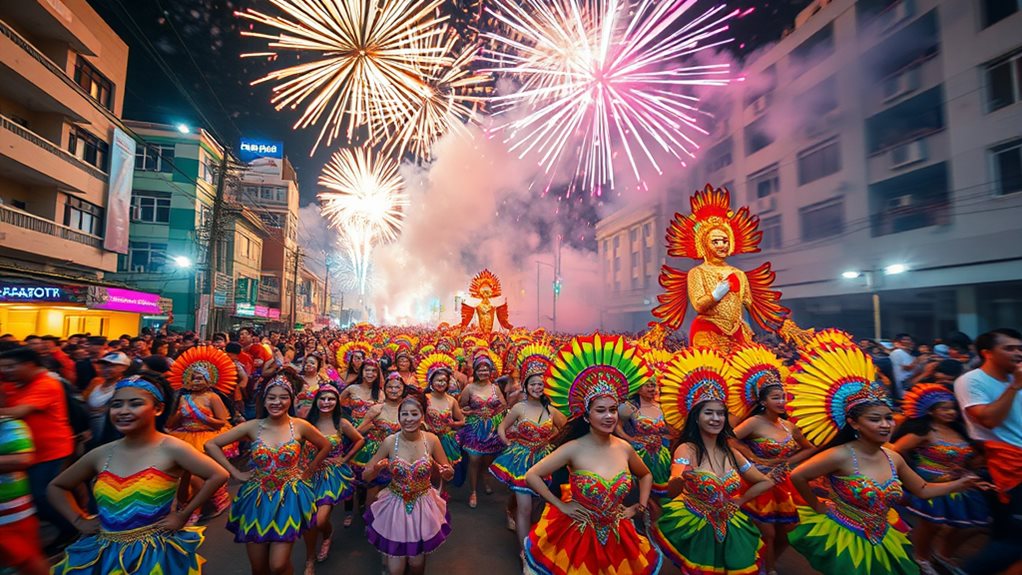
[
  {"xmin": 523, "ymin": 334, "xmax": 663, "ymax": 575},
  {"xmin": 166, "ymin": 347, "xmax": 239, "ymax": 523},
  {"xmin": 206, "ymin": 372, "xmax": 332, "ymax": 575},
  {"xmin": 786, "ymin": 344, "xmax": 985, "ymax": 575},
  {"xmin": 728, "ymin": 345, "xmax": 815, "ymax": 574},
  {"xmin": 420, "ymin": 353, "xmax": 465, "ymax": 497},
  {"xmin": 302, "ymin": 384, "xmax": 364, "ymax": 574},
  {"xmin": 339, "ymin": 358, "xmax": 382, "ymax": 526},
  {"xmin": 891, "ymin": 384, "xmax": 990, "ymax": 574},
  {"xmin": 457, "ymin": 354, "xmax": 507, "ymax": 508},
  {"xmin": 616, "ymin": 375, "xmax": 672, "ymax": 499},
  {"xmin": 355, "ymin": 374, "xmax": 406, "ymax": 503},
  {"xmin": 394, "ymin": 351, "xmax": 419, "ymax": 390},
  {"xmin": 49, "ymin": 375, "xmax": 228, "ymax": 575},
  {"xmin": 295, "ymin": 354, "xmax": 328, "ymax": 418},
  {"xmin": 364, "ymin": 392, "xmax": 454, "ymax": 575},
  {"xmin": 652, "ymin": 347, "xmax": 772, "ymax": 575}
]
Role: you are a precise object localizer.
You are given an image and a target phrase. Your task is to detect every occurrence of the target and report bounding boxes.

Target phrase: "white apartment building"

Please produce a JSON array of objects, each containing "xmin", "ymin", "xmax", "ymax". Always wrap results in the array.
[{"xmin": 597, "ymin": 0, "xmax": 1022, "ymax": 340}]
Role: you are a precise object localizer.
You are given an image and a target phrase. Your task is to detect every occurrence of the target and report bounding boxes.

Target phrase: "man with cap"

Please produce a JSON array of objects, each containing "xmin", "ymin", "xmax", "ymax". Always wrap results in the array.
[{"xmin": 82, "ymin": 351, "xmax": 132, "ymax": 446}]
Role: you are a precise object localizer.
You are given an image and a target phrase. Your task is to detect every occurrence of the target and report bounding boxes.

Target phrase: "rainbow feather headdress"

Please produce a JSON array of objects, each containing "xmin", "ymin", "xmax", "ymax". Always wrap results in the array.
[
  {"xmin": 786, "ymin": 344, "xmax": 890, "ymax": 446},
  {"xmin": 901, "ymin": 384, "xmax": 956, "ymax": 420},
  {"xmin": 336, "ymin": 341, "xmax": 373, "ymax": 374},
  {"xmin": 546, "ymin": 334, "xmax": 650, "ymax": 418},
  {"xmin": 168, "ymin": 345, "xmax": 238, "ymax": 395},
  {"xmin": 517, "ymin": 342, "xmax": 555, "ymax": 379},
  {"xmin": 416, "ymin": 352, "xmax": 458, "ymax": 387},
  {"xmin": 726, "ymin": 344, "xmax": 790, "ymax": 421},
  {"xmin": 660, "ymin": 347, "xmax": 732, "ymax": 430}
]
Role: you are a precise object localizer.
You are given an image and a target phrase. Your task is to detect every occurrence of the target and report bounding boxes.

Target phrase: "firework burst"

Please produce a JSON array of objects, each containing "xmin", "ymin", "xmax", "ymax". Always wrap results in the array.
[
  {"xmin": 483, "ymin": 0, "xmax": 737, "ymax": 196},
  {"xmin": 318, "ymin": 148, "xmax": 408, "ymax": 294},
  {"xmin": 237, "ymin": 0, "xmax": 452, "ymax": 153}
]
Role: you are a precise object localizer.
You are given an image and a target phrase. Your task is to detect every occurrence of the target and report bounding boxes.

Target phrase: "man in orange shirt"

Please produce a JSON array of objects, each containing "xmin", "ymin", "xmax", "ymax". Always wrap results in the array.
[{"xmin": 0, "ymin": 346, "xmax": 76, "ymax": 546}]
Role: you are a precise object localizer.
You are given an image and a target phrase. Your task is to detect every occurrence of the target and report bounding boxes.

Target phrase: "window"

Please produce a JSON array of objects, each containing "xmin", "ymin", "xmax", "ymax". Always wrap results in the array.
[
  {"xmin": 286, "ymin": 213, "xmax": 298, "ymax": 242},
  {"xmin": 135, "ymin": 144, "xmax": 175, "ymax": 173},
  {"xmin": 706, "ymin": 138, "xmax": 733, "ymax": 172},
  {"xmin": 800, "ymin": 197, "xmax": 844, "ymax": 242},
  {"xmin": 131, "ymin": 191, "xmax": 171, "ymax": 223},
  {"xmin": 761, "ymin": 215, "xmax": 782, "ymax": 251},
  {"xmin": 125, "ymin": 242, "xmax": 168, "ymax": 273},
  {"xmin": 73, "ymin": 56, "xmax": 113, "ymax": 110},
  {"xmin": 747, "ymin": 165, "xmax": 780, "ymax": 201},
  {"xmin": 68, "ymin": 127, "xmax": 109, "ymax": 170},
  {"xmin": 983, "ymin": 0, "xmax": 1020, "ymax": 28},
  {"xmin": 64, "ymin": 196, "xmax": 103, "ymax": 235},
  {"xmin": 798, "ymin": 138, "xmax": 841, "ymax": 184},
  {"xmin": 986, "ymin": 50, "xmax": 1022, "ymax": 112},
  {"xmin": 992, "ymin": 139, "xmax": 1022, "ymax": 196},
  {"xmin": 259, "ymin": 212, "xmax": 283, "ymax": 228},
  {"xmin": 200, "ymin": 157, "xmax": 216, "ymax": 184},
  {"xmin": 744, "ymin": 116, "xmax": 774, "ymax": 156},
  {"xmin": 795, "ymin": 76, "xmax": 838, "ymax": 116},
  {"xmin": 790, "ymin": 24, "xmax": 835, "ymax": 73}
]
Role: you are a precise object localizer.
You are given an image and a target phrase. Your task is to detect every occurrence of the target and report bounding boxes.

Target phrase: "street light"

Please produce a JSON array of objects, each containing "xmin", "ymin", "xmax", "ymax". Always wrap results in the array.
[
  {"xmin": 841, "ymin": 270, "xmax": 862, "ymax": 279},
  {"xmin": 840, "ymin": 263, "xmax": 909, "ymax": 341},
  {"xmin": 884, "ymin": 263, "xmax": 908, "ymax": 275},
  {"xmin": 171, "ymin": 255, "xmax": 193, "ymax": 269},
  {"xmin": 176, "ymin": 123, "xmax": 191, "ymax": 134}
]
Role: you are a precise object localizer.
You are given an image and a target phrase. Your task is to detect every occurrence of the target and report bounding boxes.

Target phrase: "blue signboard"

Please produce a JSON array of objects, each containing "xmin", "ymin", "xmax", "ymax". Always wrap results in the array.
[{"xmin": 239, "ymin": 138, "xmax": 284, "ymax": 177}]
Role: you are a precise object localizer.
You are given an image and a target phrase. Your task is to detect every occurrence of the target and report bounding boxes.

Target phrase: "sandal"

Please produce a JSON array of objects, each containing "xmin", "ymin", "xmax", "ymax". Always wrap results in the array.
[
  {"xmin": 317, "ymin": 537, "xmax": 332, "ymax": 562},
  {"xmin": 468, "ymin": 492, "xmax": 478, "ymax": 509}
]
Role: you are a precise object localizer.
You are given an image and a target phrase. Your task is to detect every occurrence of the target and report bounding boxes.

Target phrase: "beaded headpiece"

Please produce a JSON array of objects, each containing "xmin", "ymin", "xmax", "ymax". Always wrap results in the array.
[
  {"xmin": 517, "ymin": 343, "xmax": 555, "ymax": 379},
  {"xmin": 264, "ymin": 374, "xmax": 295, "ymax": 397},
  {"xmin": 416, "ymin": 352, "xmax": 458, "ymax": 387},
  {"xmin": 726, "ymin": 344, "xmax": 790, "ymax": 421},
  {"xmin": 167, "ymin": 345, "xmax": 237, "ymax": 395},
  {"xmin": 901, "ymin": 384, "xmax": 956, "ymax": 420},
  {"xmin": 545, "ymin": 334, "xmax": 650, "ymax": 418},
  {"xmin": 660, "ymin": 347, "xmax": 732, "ymax": 430},
  {"xmin": 115, "ymin": 376, "xmax": 165, "ymax": 403}
]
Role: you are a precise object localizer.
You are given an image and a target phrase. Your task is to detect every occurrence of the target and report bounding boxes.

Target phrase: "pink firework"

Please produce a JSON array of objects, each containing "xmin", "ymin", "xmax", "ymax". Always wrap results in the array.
[{"xmin": 483, "ymin": 0, "xmax": 737, "ymax": 196}]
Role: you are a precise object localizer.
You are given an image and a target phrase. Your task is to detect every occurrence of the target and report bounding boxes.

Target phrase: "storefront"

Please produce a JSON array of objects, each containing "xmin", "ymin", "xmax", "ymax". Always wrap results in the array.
[
  {"xmin": 0, "ymin": 279, "xmax": 161, "ymax": 340},
  {"xmin": 229, "ymin": 303, "xmax": 281, "ymax": 331}
]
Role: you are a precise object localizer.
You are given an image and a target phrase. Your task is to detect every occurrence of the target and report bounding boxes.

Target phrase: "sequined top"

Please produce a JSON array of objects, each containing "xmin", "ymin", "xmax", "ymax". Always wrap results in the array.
[
  {"xmin": 626, "ymin": 410, "xmax": 668, "ymax": 454},
  {"xmin": 467, "ymin": 386, "xmax": 503, "ymax": 419},
  {"xmin": 569, "ymin": 469, "xmax": 632, "ymax": 545},
  {"xmin": 367, "ymin": 418, "xmax": 402, "ymax": 443},
  {"xmin": 303, "ymin": 433, "xmax": 343, "ymax": 468},
  {"xmin": 674, "ymin": 456, "xmax": 748, "ymax": 542},
  {"xmin": 347, "ymin": 394, "xmax": 378, "ymax": 424},
  {"xmin": 425, "ymin": 397, "xmax": 455, "ymax": 435},
  {"xmin": 512, "ymin": 418, "xmax": 557, "ymax": 452},
  {"xmin": 745, "ymin": 425, "xmax": 801, "ymax": 480},
  {"xmin": 94, "ymin": 467, "xmax": 177, "ymax": 532},
  {"xmin": 173, "ymin": 394, "xmax": 220, "ymax": 432},
  {"xmin": 251, "ymin": 419, "xmax": 304, "ymax": 492},
  {"xmin": 914, "ymin": 438, "xmax": 974, "ymax": 482},
  {"xmin": 826, "ymin": 446, "xmax": 903, "ymax": 544},
  {"xmin": 387, "ymin": 435, "xmax": 433, "ymax": 514}
]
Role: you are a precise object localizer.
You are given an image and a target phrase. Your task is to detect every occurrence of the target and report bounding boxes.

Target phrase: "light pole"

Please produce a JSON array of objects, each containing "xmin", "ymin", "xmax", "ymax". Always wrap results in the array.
[{"xmin": 840, "ymin": 263, "xmax": 908, "ymax": 341}]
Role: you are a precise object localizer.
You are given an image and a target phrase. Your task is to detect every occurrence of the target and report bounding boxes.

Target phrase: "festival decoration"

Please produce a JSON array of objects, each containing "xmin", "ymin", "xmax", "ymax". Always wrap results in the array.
[
  {"xmin": 517, "ymin": 342, "xmax": 555, "ymax": 378},
  {"xmin": 660, "ymin": 347, "xmax": 732, "ymax": 431},
  {"xmin": 545, "ymin": 333, "xmax": 649, "ymax": 417},
  {"xmin": 901, "ymin": 384, "xmax": 956, "ymax": 420},
  {"xmin": 726, "ymin": 344, "xmax": 790, "ymax": 422},
  {"xmin": 417, "ymin": 352, "xmax": 458, "ymax": 387},
  {"xmin": 168, "ymin": 345, "xmax": 238, "ymax": 395},
  {"xmin": 335, "ymin": 341, "xmax": 374, "ymax": 374},
  {"xmin": 652, "ymin": 184, "xmax": 792, "ymax": 355},
  {"xmin": 460, "ymin": 269, "xmax": 513, "ymax": 334}
]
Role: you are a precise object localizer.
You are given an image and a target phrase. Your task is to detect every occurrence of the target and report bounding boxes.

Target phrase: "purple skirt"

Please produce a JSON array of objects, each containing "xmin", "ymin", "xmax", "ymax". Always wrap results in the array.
[{"xmin": 365, "ymin": 487, "xmax": 451, "ymax": 556}]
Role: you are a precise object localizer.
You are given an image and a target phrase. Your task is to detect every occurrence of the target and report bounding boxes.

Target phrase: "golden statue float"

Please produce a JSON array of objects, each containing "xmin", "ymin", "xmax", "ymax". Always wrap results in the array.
[
  {"xmin": 652, "ymin": 184, "xmax": 810, "ymax": 354},
  {"xmin": 460, "ymin": 269, "xmax": 513, "ymax": 335}
]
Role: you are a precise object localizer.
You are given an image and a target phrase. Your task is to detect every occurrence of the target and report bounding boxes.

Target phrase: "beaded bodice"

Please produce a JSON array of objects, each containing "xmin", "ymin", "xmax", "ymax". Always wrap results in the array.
[
  {"xmin": 513, "ymin": 418, "xmax": 557, "ymax": 451},
  {"xmin": 347, "ymin": 394, "xmax": 377, "ymax": 424},
  {"xmin": 676, "ymin": 457, "xmax": 745, "ymax": 543},
  {"xmin": 745, "ymin": 427, "xmax": 801, "ymax": 479},
  {"xmin": 425, "ymin": 398, "xmax": 454, "ymax": 434},
  {"xmin": 915, "ymin": 438, "xmax": 973, "ymax": 482},
  {"xmin": 387, "ymin": 435, "xmax": 433, "ymax": 514},
  {"xmin": 628, "ymin": 409, "xmax": 668, "ymax": 454},
  {"xmin": 94, "ymin": 467, "xmax": 177, "ymax": 532},
  {"xmin": 367, "ymin": 418, "xmax": 401, "ymax": 442},
  {"xmin": 174, "ymin": 394, "xmax": 217, "ymax": 432},
  {"xmin": 467, "ymin": 386, "xmax": 502, "ymax": 418},
  {"xmin": 304, "ymin": 433, "xmax": 343, "ymax": 467},
  {"xmin": 251, "ymin": 419, "xmax": 303, "ymax": 491},
  {"xmin": 568, "ymin": 470, "xmax": 632, "ymax": 545},
  {"xmin": 826, "ymin": 446, "xmax": 902, "ymax": 544}
]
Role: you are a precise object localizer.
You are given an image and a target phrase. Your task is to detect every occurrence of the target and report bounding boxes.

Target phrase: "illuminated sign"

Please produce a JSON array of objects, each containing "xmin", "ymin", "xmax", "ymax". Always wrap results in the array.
[
  {"xmin": 268, "ymin": 308, "xmax": 281, "ymax": 320},
  {"xmin": 87, "ymin": 287, "xmax": 161, "ymax": 314},
  {"xmin": 235, "ymin": 303, "xmax": 256, "ymax": 317},
  {"xmin": 255, "ymin": 305, "xmax": 269, "ymax": 318},
  {"xmin": 0, "ymin": 282, "xmax": 86, "ymax": 303},
  {"xmin": 239, "ymin": 138, "xmax": 284, "ymax": 177}
]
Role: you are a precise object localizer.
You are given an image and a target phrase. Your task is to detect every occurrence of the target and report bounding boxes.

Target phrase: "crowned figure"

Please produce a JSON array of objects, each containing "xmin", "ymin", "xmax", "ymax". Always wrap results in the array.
[
  {"xmin": 460, "ymin": 269, "xmax": 513, "ymax": 335},
  {"xmin": 653, "ymin": 184, "xmax": 800, "ymax": 355}
]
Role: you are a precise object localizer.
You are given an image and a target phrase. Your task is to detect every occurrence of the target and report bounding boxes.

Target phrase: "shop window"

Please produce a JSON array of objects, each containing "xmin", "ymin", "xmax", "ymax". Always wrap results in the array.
[
  {"xmin": 800, "ymin": 197, "xmax": 845, "ymax": 242},
  {"xmin": 131, "ymin": 191, "xmax": 171, "ymax": 223},
  {"xmin": 798, "ymin": 138, "xmax": 842, "ymax": 185},
  {"xmin": 986, "ymin": 49, "xmax": 1022, "ymax": 112},
  {"xmin": 68, "ymin": 127, "xmax": 109, "ymax": 170},
  {"xmin": 991, "ymin": 139, "xmax": 1022, "ymax": 196},
  {"xmin": 73, "ymin": 56, "xmax": 113, "ymax": 110},
  {"xmin": 64, "ymin": 196, "xmax": 103, "ymax": 235},
  {"xmin": 135, "ymin": 144, "xmax": 175, "ymax": 173},
  {"xmin": 64, "ymin": 316, "xmax": 107, "ymax": 337}
]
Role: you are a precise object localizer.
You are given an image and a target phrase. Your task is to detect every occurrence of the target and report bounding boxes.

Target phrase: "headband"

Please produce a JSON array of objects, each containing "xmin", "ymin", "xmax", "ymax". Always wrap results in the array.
[
  {"xmin": 318, "ymin": 383, "xmax": 341, "ymax": 397},
  {"xmin": 264, "ymin": 375, "xmax": 294, "ymax": 396},
  {"xmin": 115, "ymin": 376, "xmax": 164, "ymax": 403},
  {"xmin": 190, "ymin": 364, "xmax": 211, "ymax": 382}
]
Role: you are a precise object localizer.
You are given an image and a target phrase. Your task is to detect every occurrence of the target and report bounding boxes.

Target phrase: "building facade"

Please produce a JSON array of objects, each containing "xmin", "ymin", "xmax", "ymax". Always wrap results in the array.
[
  {"xmin": 0, "ymin": 0, "xmax": 165, "ymax": 339},
  {"xmin": 599, "ymin": 0, "xmax": 1022, "ymax": 341},
  {"xmin": 595, "ymin": 203, "xmax": 669, "ymax": 331}
]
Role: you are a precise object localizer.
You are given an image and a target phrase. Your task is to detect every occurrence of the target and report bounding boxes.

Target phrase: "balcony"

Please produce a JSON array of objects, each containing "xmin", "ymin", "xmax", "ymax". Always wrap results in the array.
[
  {"xmin": 0, "ymin": 203, "xmax": 101, "ymax": 248},
  {"xmin": 0, "ymin": 113, "xmax": 107, "ymax": 194},
  {"xmin": 870, "ymin": 200, "xmax": 951, "ymax": 236},
  {"xmin": 869, "ymin": 162, "xmax": 950, "ymax": 236},
  {"xmin": 0, "ymin": 2, "xmax": 100, "ymax": 57},
  {"xmin": 867, "ymin": 129, "xmax": 948, "ymax": 184},
  {"xmin": 0, "ymin": 202, "xmax": 111, "ymax": 271}
]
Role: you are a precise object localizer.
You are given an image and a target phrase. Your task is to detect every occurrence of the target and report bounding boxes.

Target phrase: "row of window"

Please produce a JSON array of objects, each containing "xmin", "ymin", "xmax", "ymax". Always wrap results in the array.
[{"xmin": 241, "ymin": 185, "xmax": 289, "ymax": 204}]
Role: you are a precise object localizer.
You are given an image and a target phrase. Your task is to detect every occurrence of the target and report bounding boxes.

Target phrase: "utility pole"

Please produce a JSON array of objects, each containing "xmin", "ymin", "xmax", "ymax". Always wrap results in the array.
[
  {"xmin": 552, "ymin": 233, "xmax": 561, "ymax": 332},
  {"xmin": 203, "ymin": 150, "xmax": 230, "ymax": 339},
  {"xmin": 290, "ymin": 247, "xmax": 302, "ymax": 330}
]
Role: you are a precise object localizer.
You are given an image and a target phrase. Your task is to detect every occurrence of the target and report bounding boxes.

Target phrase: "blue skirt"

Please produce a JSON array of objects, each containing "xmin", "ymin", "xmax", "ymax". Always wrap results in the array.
[{"xmin": 226, "ymin": 478, "xmax": 316, "ymax": 543}]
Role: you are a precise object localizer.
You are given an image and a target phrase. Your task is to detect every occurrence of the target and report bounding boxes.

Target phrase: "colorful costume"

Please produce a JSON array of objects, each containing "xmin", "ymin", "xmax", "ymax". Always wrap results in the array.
[
  {"xmin": 343, "ymin": 391, "xmax": 379, "ymax": 481},
  {"xmin": 740, "ymin": 431, "xmax": 800, "ymax": 524},
  {"xmin": 489, "ymin": 417, "xmax": 557, "ymax": 494},
  {"xmin": 624, "ymin": 410, "xmax": 671, "ymax": 498},
  {"xmin": 53, "ymin": 456, "xmax": 205, "ymax": 574},
  {"xmin": 226, "ymin": 419, "xmax": 316, "ymax": 543},
  {"xmin": 304, "ymin": 433, "xmax": 356, "ymax": 506},
  {"xmin": 425, "ymin": 397, "xmax": 462, "ymax": 467},
  {"xmin": 459, "ymin": 269, "xmax": 513, "ymax": 334},
  {"xmin": 525, "ymin": 333, "xmax": 661, "ymax": 575},
  {"xmin": 365, "ymin": 435, "xmax": 451, "ymax": 556},
  {"xmin": 654, "ymin": 347, "xmax": 762, "ymax": 574},
  {"xmin": 786, "ymin": 344, "xmax": 919, "ymax": 574},
  {"xmin": 457, "ymin": 366, "xmax": 506, "ymax": 457},
  {"xmin": 353, "ymin": 417, "xmax": 401, "ymax": 486}
]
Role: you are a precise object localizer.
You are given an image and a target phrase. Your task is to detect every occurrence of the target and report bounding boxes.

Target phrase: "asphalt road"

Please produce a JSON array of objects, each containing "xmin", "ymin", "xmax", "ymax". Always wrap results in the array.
[{"xmin": 198, "ymin": 479, "xmax": 820, "ymax": 575}]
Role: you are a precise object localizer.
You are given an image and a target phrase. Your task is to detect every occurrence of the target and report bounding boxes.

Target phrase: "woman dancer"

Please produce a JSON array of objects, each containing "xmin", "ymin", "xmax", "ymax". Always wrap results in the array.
[
  {"xmin": 786, "ymin": 345, "xmax": 984, "ymax": 575},
  {"xmin": 491, "ymin": 352, "xmax": 565, "ymax": 555},
  {"xmin": 652, "ymin": 348, "xmax": 772, "ymax": 575},
  {"xmin": 616, "ymin": 376, "xmax": 671, "ymax": 499},
  {"xmin": 728, "ymin": 345, "xmax": 815, "ymax": 574},
  {"xmin": 891, "ymin": 384, "xmax": 990, "ymax": 574},
  {"xmin": 394, "ymin": 351, "xmax": 419, "ymax": 391},
  {"xmin": 206, "ymin": 372, "xmax": 332, "ymax": 575},
  {"xmin": 302, "ymin": 384, "xmax": 364, "ymax": 574},
  {"xmin": 49, "ymin": 375, "xmax": 228, "ymax": 574},
  {"xmin": 457, "ymin": 355, "xmax": 507, "ymax": 508},
  {"xmin": 420, "ymin": 355, "xmax": 465, "ymax": 497},
  {"xmin": 355, "ymin": 374, "xmax": 406, "ymax": 502},
  {"xmin": 295, "ymin": 355, "xmax": 328, "ymax": 418},
  {"xmin": 523, "ymin": 334, "xmax": 663, "ymax": 575},
  {"xmin": 364, "ymin": 392, "xmax": 454, "ymax": 575},
  {"xmin": 342, "ymin": 348, "xmax": 367, "ymax": 386},
  {"xmin": 339, "ymin": 358, "xmax": 382, "ymax": 526}
]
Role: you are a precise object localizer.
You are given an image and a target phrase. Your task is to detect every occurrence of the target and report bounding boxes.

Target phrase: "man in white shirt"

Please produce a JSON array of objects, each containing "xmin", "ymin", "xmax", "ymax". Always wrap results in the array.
[
  {"xmin": 889, "ymin": 333, "xmax": 924, "ymax": 399},
  {"xmin": 954, "ymin": 328, "xmax": 1022, "ymax": 574}
]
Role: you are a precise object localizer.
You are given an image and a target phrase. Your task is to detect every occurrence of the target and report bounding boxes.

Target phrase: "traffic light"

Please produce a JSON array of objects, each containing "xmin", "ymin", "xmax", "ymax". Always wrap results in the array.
[{"xmin": 553, "ymin": 278, "xmax": 562, "ymax": 296}]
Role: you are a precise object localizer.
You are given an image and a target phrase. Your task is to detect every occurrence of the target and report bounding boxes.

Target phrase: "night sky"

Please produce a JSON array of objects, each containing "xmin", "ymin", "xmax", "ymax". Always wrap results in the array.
[{"xmin": 88, "ymin": 0, "xmax": 812, "ymax": 209}]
